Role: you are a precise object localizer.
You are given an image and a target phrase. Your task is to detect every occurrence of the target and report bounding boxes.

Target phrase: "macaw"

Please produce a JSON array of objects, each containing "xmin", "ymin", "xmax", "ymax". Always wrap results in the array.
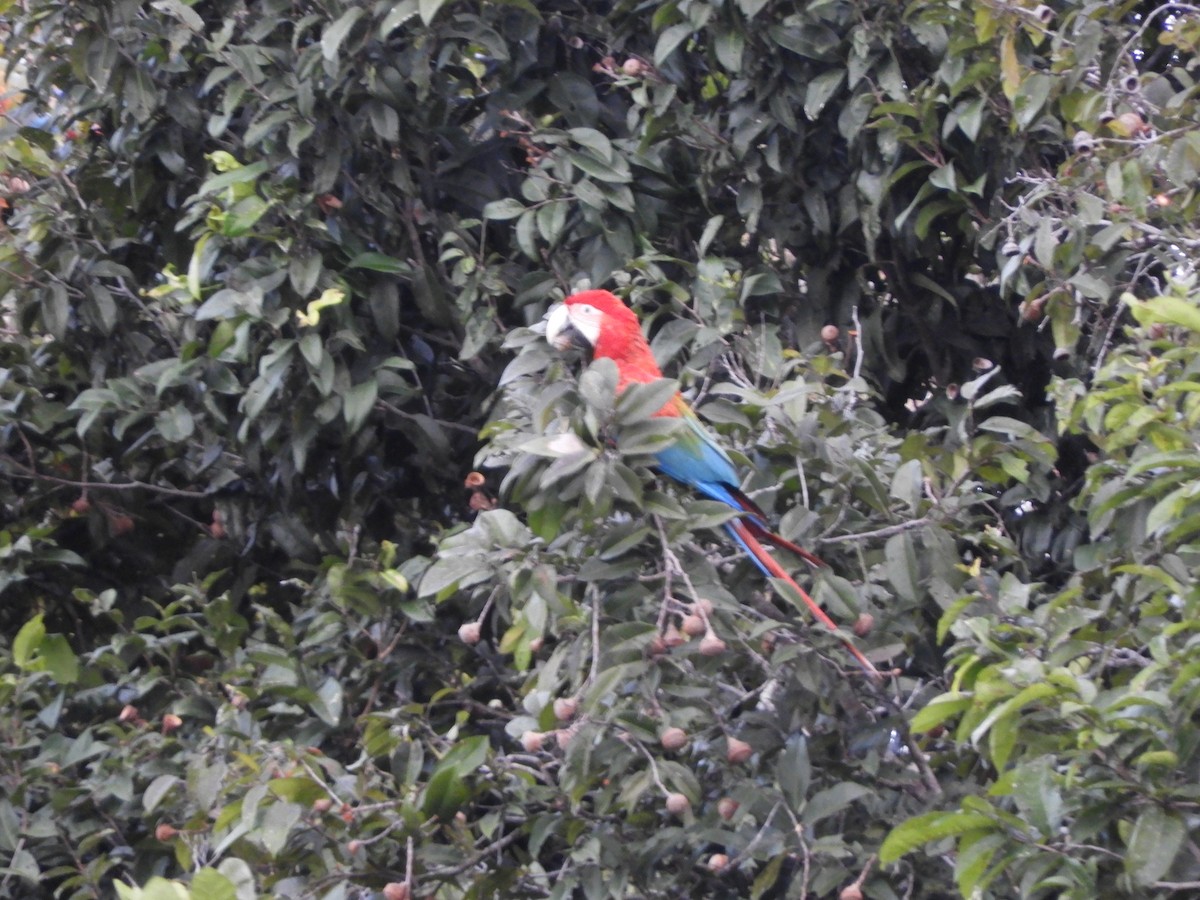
[{"xmin": 545, "ymin": 289, "xmax": 880, "ymax": 680}]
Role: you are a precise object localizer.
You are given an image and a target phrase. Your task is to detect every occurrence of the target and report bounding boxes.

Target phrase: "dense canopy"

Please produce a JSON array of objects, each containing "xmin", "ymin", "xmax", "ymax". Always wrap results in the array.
[{"xmin": 2, "ymin": 0, "xmax": 1200, "ymax": 897}]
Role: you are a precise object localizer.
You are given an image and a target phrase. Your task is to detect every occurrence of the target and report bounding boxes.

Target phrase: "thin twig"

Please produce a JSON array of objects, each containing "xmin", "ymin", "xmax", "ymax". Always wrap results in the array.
[
  {"xmin": 376, "ymin": 399, "xmax": 480, "ymax": 436},
  {"xmin": 587, "ymin": 583, "xmax": 602, "ymax": 686},
  {"xmin": 849, "ymin": 853, "xmax": 876, "ymax": 891},
  {"xmin": 818, "ymin": 517, "xmax": 933, "ymax": 545},
  {"xmin": 426, "ymin": 828, "xmax": 526, "ymax": 879},
  {"xmin": 782, "ymin": 805, "xmax": 811, "ymax": 897},
  {"xmin": 725, "ymin": 802, "xmax": 783, "ymax": 870},
  {"xmin": 898, "ymin": 723, "xmax": 942, "ymax": 796},
  {"xmin": 2, "ymin": 455, "xmax": 209, "ymax": 498},
  {"xmin": 405, "ymin": 835, "xmax": 415, "ymax": 893},
  {"xmin": 850, "ymin": 305, "xmax": 865, "ymax": 384},
  {"xmin": 629, "ymin": 738, "xmax": 671, "ymax": 796}
]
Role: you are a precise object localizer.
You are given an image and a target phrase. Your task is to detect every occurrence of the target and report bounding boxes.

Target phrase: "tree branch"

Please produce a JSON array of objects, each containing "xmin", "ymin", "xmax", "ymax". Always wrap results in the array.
[
  {"xmin": 818, "ymin": 517, "xmax": 933, "ymax": 545},
  {"xmin": 2, "ymin": 454, "xmax": 209, "ymax": 498}
]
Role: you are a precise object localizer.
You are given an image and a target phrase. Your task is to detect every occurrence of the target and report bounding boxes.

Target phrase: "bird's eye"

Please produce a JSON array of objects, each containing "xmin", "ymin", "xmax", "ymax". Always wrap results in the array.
[{"xmin": 578, "ymin": 304, "xmax": 596, "ymax": 316}]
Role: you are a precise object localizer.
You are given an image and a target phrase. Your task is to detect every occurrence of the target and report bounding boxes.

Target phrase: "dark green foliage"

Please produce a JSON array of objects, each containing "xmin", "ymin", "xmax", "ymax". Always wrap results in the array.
[{"xmin": 2, "ymin": 0, "xmax": 1200, "ymax": 897}]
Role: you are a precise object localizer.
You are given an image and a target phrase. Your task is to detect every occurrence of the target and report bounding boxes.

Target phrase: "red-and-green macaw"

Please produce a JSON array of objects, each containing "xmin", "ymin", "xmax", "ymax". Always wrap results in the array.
[{"xmin": 545, "ymin": 289, "xmax": 879, "ymax": 679}]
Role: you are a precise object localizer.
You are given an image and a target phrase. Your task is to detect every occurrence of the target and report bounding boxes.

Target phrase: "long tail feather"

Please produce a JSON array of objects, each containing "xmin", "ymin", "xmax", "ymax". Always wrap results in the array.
[
  {"xmin": 743, "ymin": 518, "xmax": 828, "ymax": 569},
  {"xmin": 717, "ymin": 484, "xmax": 829, "ymax": 570},
  {"xmin": 727, "ymin": 518, "xmax": 882, "ymax": 682}
]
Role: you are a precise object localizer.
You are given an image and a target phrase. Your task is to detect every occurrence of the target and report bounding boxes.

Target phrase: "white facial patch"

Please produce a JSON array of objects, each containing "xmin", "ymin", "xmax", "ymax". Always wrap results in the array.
[{"xmin": 545, "ymin": 303, "xmax": 602, "ymax": 351}]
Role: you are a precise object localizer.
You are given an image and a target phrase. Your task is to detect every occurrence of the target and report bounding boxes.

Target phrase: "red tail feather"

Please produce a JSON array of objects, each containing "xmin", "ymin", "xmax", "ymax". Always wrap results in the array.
[
  {"xmin": 745, "ymin": 519, "xmax": 828, "ymax": 569},
  {"xmin": 729, "ymin": 518, "xmax": 881, "ymax": 681}
]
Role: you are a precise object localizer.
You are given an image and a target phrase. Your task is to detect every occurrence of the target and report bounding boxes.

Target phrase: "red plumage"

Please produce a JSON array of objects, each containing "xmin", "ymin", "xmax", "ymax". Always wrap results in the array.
[{"xmin": 564, "ymin": 290, "xmax": 666, "ymax": 391}]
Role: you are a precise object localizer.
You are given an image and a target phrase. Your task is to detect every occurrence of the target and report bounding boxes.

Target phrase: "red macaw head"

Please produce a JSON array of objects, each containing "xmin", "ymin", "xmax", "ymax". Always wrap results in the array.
[
  {"xmin": 546, "ymin": 290, "xmax": 634, "ymax": 353},
  {"xmin": 545, "ymin": 290, "xmax": 661, "ymax": 383}
]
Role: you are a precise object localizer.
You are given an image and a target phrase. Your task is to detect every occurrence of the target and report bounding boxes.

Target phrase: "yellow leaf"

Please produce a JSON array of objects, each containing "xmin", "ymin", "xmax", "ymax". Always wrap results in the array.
[{"xmin": 1000, "ymin": 32, "xmax": 1021, "ymax": 101}]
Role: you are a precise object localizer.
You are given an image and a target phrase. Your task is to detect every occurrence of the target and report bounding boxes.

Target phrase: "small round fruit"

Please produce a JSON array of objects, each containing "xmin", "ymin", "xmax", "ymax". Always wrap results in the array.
[
  {"xmin": 622, "ymin": 58, "xmax": 645, "ymax": 77},
  {"xmin": 665, "ymin": 792, "xmax": 690, "ymax": 816},
  {"xmin": 839, "ymin": 886, "xmax": 864, "ymax": 900},
  {"xmin": 109, "ymin": 514, "xmax": 135, "ymax": 536},
  {"xmin": 725, "ymin": 736, "xmax": 752, "ymax": 764},
  {"xmin": 663, "ymin": 623, "xmax": 685, "ymax": 647},
  {"xmin": 1113, "ymin": 111, "xmax": 1146, "ymax": 136},
  {"xmin": 1020, "ymin": 296, "xmax": 1047, "ymax": 323},
  {"xmin": 161, "ymin": 714, "xmax": 183, "ymax": 734},
  {"xmin": 694, "ymin": 598, "xmax": 714, "ymax": 616},
  {"xmin": 458, "ymin": 622, "xmax": 482, "ymax": 645},
  {"xmin": 553, "ymin": 697, "xmax": 579, "ymax": 721},
  {"xmin": 521, "ymin": 731, "xmax": 546, "ymax": 752},
  {"xmin": 708, "ymin": 853, "xmax": 729, "ymax": 873},
  {"xmin": 699, "ymin": 634, "xmax": 727, "ymax": 656},
  {"xmin": 312, "ymin": 797, "xmax": 333, "ymax": 814},
  {"xmin": 347, "ymin": 839, "xmax": 363, "ymax": 854},
  {"xmin": 681, "ymin": 613, "xmax": 706, "ymax": 636},
  {"xmin": 382, "ymin": 884, "xmax": 411, "ymax": 900},
  {"xmin": 821, "ymin": 324, "xmax": 840, "ymax": 343},
  {"xmin": 853, "ymin": 613, "xmax": 875, "ymax": 638},
  {"xmin": 155, "ymin": 823, "xmax": 178, "ymax": 841},
  {"xmin": 660, "ymin": 727, "xmax": 688, "ymax": 751},
  {"xmin": 554, "ymin": 726, "xmax": 579, "ymax": 749},
  {"xmin": 528, "ymin": 636, "xmax": 544, "ymax": 653},
  {"xmin": 717, "ymin": 797, "xmax": 739, "ymax": 821}
]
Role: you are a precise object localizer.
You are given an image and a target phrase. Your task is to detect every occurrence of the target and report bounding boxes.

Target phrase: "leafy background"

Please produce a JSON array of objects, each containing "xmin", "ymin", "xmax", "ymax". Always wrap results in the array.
[{"xmin": 2, "ymin": 0, "xmax": 1200, "ymax": 897}]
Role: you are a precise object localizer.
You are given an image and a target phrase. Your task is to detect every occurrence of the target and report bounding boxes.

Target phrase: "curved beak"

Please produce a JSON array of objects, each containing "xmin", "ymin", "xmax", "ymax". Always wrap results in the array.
[{"xmin": 545, "ymin": 304, "xmax": 588, "ymax": 352}]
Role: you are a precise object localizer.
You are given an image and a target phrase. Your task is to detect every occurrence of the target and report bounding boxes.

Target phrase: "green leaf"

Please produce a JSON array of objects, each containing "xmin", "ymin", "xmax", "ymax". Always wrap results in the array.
[
  {"xmin": 482, "ymin": 198, "xmax": 526, "ymax": 220},
  {"xmin": 311, "ymin": 676, "xmax": 344, "ymax": 726},
  {"xmin": 880, "ymin": 810, "xmax": 995, "ymax": 863},
  {"xmin": 194, "ymin": 160, "xmax": 270, "ymax": 200},
  {"xmin": 804, "ymin": 70, "xmax": 845, "ymax": 120},
  {"xmin": 737, "ymin": 0, "xmax": 771, "ymax": 18},
  {"xmin": 697, "ymin": 215, "xmax": 724, "ymax": 257},
  {"xmin": 347, "ymin": 252, "xmax": 412, "ymax": 275},
  {"xmin": 776, "ymin": 733, "xmax": 811, "ymax": 807},
  {"xmin": 12, "ymin": 614, "xmax": 46, "ymax": 671},
  {"xmin": 189, "ymin": 868, "xmax": 238, "ymax": 900},
  {"xmin": 654, "ymin": 23, "xmax": 694, "ymax": 65},
  {"xmin": 1129, "ymin": 293, "xmax": 1200, "ymax": 333},
  {"xmin": 38, "ymin": 634, "xmax": 79, "ymax": 684},
  {"xmin": 885, "ymin": 532, "xmax": 919, "ymax": 602},
  {"xmin": 156, "ymin": 405, "xmax": 195, "ymax": 443},
  {"xmin": 143, "ymin": 775, "xmax": 181, "ymax": 814},
  {"xmin": 617, "ymin": 418, "xmax": 681, "ymax": 456},
  {"xmin": 909, "ymin": 693, "xmax": 972, "ymax": 733},
  {"xmin": 343, "ymin": 379, "xmax": 378, "ymax": 434},
  {"xmin": 1126, "ymin": 805, "xmax": 1184, "ymax": 886},
  {"xmin": 152, "ymin": 0, "xmax": 205, "ymax": 31},
  {"xmin": 419, "ymin": 0, "xmax": 451, "ymax": 25},
  {"xmin": 322, "ymin": 7, "xmax": 364, "ymax": 60},
  {"xmin": 801, "ymin": 782, "xmax": 873, "ymax": 825},
  {"xmin": 969, "ymin": 682, "xmax": 1060, "ymax": 747},
  {"xmin": 615, "ymin": 378, "xmax": 678, "ymax": 423},
  {"xmin": 419, "ymin": 556, "xmax": 488, "ymax": 598},
  {"xmin": 422, "ymin": 766, "xmax": 471, "ymax": 821},
  {"xmin": 259, "ymin": 800, "xmax": 302, "ymax": 857}
]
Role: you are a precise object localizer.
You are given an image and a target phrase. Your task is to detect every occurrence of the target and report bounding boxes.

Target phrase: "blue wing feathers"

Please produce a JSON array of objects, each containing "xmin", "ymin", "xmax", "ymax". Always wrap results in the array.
[{"xmin": 652, "ymin": 407, "xmax": 826, "ymax": 569}]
